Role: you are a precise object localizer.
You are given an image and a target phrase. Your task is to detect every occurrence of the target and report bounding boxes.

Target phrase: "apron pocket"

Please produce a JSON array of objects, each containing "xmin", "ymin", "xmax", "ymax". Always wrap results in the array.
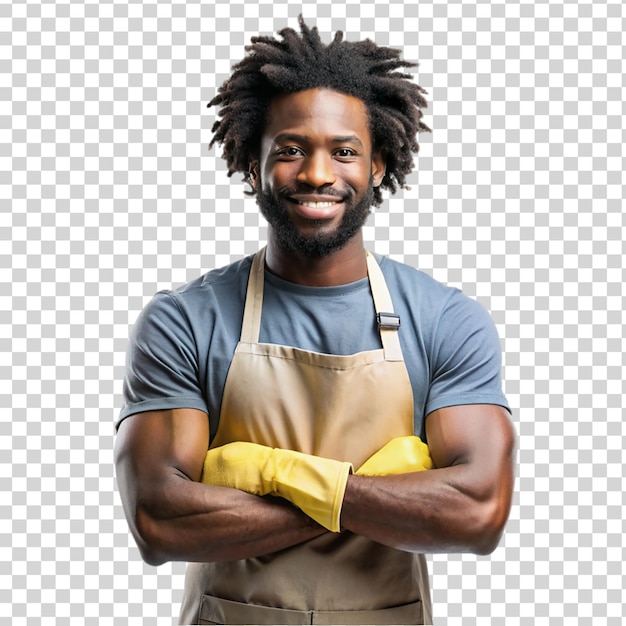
[
  {"xmin": 312, "ymin": 600, "xmax": 423, "ymax": 625},
  {"xmin": 198, "ymin": 595, "xmax": 310, "ymax": 625},
  {"xmin": 198, "ymin": 594, "xmax": 423, "ymax": 625}
]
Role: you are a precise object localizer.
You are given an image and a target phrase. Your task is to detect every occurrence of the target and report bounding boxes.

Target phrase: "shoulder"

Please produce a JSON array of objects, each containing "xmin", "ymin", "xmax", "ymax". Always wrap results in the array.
[
  {"xmin": 377, "ymin": 254, "xmax": 454, "ymax": 298},
  {"xmin": 376, "ymin": 254, "xmax": 466, "ymax": 318},
  {"xmin": 140, "ymin": 255, "xmax": 254, "ymax": 318},
  {"xmin": 172, "ymin": 254, "xmax": 253, "ymax": 300},
  {"xmin": 126, "ymin": 256, "xmax": 254, "ymax": 348},
  {"xmin": 376, "ymin": 254, "xmax": 500, "ymax": 346}
]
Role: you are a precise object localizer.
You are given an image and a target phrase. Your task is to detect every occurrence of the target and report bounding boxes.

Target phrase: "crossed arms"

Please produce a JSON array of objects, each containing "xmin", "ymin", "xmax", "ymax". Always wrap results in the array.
[{"xmin": 114, "ymin": 403, "xmax": 515, "ymax": 567}]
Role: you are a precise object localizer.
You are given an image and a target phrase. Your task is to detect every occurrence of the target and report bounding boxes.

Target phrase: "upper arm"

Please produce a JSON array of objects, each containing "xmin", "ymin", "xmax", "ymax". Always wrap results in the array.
[
  {"xmin": 425, "ymin": 291, "xmax": 508, "ymax": 421},
  {"xmin": 117, "ymin": 292, "xmax": 209, "ymax": 429},
  {"xmin": 425, "ymin": 404, "xmax": 516, "ymax": 503},
  {"xmin": 114, "ymin": 408, "xmax": 209, "ymax": 515}
]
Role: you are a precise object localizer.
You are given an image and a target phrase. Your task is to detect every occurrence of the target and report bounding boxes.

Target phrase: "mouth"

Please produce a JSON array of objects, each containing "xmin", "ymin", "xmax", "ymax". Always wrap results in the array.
[
  {"xmin": 287, "ymin": 194, "xmax": 345, "ymax": 220},
  {"xmin": 295, "ymin": 200, "xmax": 337, "ymax": 209}
]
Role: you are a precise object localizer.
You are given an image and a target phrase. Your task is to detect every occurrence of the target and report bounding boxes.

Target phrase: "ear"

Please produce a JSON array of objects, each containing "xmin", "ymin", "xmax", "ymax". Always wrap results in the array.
[
  {"xmin": 371, "ymin": 152, "xmax": 386, "ymax": 188},
  {"xmin": 248, "ymin": 161, "xmax": 259, "ymax": 190}
]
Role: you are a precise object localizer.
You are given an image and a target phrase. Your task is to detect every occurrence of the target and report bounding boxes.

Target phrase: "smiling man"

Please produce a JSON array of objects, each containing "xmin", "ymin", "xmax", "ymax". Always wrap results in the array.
[
  {"xmin": 114, "ymin": 17, "xmax": 515, "ymax": 625},
  {"xmin": 253, "ymin": 89, "xmax": 384, "ymax": 267}
]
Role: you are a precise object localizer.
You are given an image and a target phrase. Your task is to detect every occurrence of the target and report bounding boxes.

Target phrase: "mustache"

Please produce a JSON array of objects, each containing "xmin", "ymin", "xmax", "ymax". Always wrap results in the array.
[{"xmin": 277, "ymin": 186, "xmax": 349, "ymax": 200}]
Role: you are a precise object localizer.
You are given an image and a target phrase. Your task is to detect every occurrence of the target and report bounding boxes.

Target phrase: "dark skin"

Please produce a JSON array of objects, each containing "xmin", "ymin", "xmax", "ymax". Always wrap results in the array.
[
  {"xmin": 250, "ymin": 89, "xmax": 385, "ymax": 286},
  {"xmin": 115, "ymin": 88, "xmax": 516, "ymax": 566},
  {"xmin": 115, "ymin": 408, "xmax": 325, "ymax": 566},
  {"xmin": 342, "ymin": 404, "xmax": 515, "ymax": 555}
]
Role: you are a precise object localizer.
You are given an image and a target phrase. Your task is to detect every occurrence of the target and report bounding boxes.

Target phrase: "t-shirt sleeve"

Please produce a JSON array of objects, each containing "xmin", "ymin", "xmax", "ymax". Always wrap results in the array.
[
  {"xmin": 116, "ymin": 291, "xmax": 208, "ymax": 429},
  {"xmin": 425, "ymin": 290, "xmax": 510, "ymax": 416}
]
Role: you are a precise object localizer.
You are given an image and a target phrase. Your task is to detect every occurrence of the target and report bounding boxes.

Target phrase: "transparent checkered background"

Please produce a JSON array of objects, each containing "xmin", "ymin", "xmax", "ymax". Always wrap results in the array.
[{"xmin": 3, "ymin": 0, "xmax": 625, "ymax": 623}]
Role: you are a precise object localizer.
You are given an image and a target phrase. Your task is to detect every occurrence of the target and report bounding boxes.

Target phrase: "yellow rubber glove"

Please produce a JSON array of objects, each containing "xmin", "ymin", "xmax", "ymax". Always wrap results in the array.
[
  {"xmin": 201, "ymin": 441, "xmax": 273, "ymax": 495},
  {"xmin": 201, "ymin": 442, "xmax": 352, "ymax": 533},
  {"xmin": 356, "ymin": 436, "xmax": 433, "ymax": 476}
]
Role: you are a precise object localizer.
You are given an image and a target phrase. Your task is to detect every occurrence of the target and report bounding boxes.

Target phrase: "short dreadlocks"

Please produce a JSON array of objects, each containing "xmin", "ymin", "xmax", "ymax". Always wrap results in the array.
[{"xmin": 208, "ymin": 16, "xmax": 430, "ymax": 206}]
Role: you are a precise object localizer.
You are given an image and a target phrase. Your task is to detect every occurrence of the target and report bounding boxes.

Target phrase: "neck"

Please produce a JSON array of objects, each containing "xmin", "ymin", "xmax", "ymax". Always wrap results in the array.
[{"xmin": 265, "ymin": 233, "xmax": 368, "ymax": 287}]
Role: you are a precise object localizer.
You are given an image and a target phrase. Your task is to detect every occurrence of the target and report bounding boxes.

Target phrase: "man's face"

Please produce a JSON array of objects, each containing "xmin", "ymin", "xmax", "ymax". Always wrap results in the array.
[{"xmin": 251, "ymin": 89, "xmax": 386, "ymax": 258}]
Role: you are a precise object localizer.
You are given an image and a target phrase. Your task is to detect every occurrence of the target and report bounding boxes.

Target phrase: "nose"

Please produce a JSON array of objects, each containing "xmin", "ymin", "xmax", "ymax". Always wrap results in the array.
[{"xmin": 296, "ymin": 151, "xmax": 336, "ymax": 188}]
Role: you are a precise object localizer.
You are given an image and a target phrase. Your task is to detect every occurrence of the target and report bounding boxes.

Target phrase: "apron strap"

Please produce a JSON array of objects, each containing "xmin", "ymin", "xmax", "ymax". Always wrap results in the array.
[
  {"xmin": 240, "ymin": 248, "xmax": 404, "ymax": 361},
  {"xmin": 239, "ymin": 247, "xmax": 266, "ymax": 344},
  {"xmin": 366, "ymin": 251, "xmax": 404, "ymax": 362}
]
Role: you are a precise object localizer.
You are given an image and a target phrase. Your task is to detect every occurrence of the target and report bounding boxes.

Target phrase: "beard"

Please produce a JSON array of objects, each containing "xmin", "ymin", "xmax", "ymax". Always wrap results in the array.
[{"xmin": 256, "ymin": 181, "xmax": 375, "ymax": 259}]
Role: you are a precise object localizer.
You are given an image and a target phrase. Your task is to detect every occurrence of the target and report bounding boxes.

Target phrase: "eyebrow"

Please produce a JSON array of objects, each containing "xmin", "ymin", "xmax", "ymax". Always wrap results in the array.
[{"xmin": 272, "ymin": 133, "xmax": 365, "ymax": 148}]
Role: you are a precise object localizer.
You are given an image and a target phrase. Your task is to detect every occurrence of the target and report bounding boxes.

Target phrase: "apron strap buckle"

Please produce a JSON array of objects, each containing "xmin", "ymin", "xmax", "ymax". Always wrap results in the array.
[{"xmin": 377, "ymin": 312, "xmax": 401, "ymax": 330}]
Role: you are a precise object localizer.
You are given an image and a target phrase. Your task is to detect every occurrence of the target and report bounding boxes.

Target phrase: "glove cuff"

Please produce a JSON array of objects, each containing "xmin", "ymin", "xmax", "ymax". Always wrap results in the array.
[{"xmin": 329, "ymin": 461, "xmax": 352, "ymax": 533}]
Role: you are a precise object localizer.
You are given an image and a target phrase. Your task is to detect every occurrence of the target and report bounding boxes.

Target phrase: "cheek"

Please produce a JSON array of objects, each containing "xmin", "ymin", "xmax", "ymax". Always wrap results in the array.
[
  {"xmin": 262, "ymin": 162, "xmax": 292, "ymax": 191},
  {"xmin": 342, "ymin": 164, "xmax": 374, "ymax": 191}
]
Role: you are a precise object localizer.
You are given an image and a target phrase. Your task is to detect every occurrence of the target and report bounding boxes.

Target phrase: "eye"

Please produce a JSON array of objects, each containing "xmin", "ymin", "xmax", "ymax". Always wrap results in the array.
[
  {"xmin": 277, "ymin": 146, "xmax": 304, "ymax": 158},
  {"xmin": 334, "ymin": 148, "xmax": 357, "ymax": 159}
]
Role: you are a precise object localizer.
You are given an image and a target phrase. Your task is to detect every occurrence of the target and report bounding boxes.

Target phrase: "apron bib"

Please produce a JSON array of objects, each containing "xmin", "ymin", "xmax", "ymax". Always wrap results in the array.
[{"xmin": 179, "ymin": 249, "xmax": 432, "ymax": 625}]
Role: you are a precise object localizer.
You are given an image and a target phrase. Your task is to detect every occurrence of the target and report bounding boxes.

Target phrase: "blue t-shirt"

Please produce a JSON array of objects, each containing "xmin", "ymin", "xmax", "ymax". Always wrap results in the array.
[{"xmin": 117, "ymin": 253, "xmax": 509, "ymax": 440}]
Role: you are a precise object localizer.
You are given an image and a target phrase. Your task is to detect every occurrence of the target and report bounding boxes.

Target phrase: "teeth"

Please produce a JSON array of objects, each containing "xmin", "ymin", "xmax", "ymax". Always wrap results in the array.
[{"xmin": 298, "ymin": 201, "xmax": 335, "ymax": 209}]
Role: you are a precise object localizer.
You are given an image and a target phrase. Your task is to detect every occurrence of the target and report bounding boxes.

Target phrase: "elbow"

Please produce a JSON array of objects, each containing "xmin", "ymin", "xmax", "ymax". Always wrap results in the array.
[
  {"xmin": 469, "ymin": 460, "xmax": 515, "ymax": 555},
  {"xmin": 138, "ymin": 545, "xmax": 168, "ymax": 568},
  {"xmin": 131, "ymin": 506, "xmax": 170, "ymax": 567},
  {"xmin": 472, "ymin": 527, "xmax": 504, "ymax": 556},
  {"xmin": 139, "ymin": 549, "xmax": 167, "ymax": 568},
  {"xmin": 470, "ymin": 497, "xmax": 511, "ymax": 556}
]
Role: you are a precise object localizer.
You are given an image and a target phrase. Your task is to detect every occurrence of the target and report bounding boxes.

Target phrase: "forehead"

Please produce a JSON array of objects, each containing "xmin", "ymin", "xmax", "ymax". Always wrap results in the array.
[{"xmin": 263, "ymin": 89, "xmax": 371, "ymax": 145}]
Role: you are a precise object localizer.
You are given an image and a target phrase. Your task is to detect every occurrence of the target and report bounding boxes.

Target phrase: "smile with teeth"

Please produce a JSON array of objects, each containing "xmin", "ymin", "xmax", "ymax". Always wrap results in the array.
[{"xmin": 296, "ymin": 200, "xmax": 338, "ymax": 209}]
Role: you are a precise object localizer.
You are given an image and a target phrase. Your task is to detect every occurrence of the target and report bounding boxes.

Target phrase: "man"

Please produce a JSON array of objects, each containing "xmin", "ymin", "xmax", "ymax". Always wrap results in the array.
[{"xmin": 115, "ymin": 17, "xmax": 515, "ymax": 625}]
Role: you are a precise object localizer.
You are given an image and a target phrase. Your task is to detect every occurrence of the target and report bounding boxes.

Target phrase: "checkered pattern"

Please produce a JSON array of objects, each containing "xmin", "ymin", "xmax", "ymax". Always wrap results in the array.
[{"xmin": 3, "ymin": 0, "xmax": 625, "ymax": 623}]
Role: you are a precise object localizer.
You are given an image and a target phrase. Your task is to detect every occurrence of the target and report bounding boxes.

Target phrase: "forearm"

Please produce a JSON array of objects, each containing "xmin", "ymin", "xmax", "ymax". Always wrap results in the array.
[
  {"xmin": 341, "ymin": 465, "xmax": 512, "ymax": 555},
  {"xmin": 115, "ymin": 410, "xmax": 326, "ymax": 567},
  {"xmin": 126, "ymin": 473, "xmax": 325, "ymax": 566}
]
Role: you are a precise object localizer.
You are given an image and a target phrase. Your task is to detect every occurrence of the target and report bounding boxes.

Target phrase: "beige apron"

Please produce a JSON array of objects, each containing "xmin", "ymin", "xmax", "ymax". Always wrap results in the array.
[{"xmin": 179, "ymin": 248, "xmax": 432, "ymax": 625}]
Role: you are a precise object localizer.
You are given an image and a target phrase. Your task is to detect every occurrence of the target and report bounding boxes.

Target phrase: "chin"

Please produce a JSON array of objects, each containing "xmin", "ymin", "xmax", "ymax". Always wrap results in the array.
[{"xmin": 258, "ymin": 188, "xmax": 373, "ymax": 259}]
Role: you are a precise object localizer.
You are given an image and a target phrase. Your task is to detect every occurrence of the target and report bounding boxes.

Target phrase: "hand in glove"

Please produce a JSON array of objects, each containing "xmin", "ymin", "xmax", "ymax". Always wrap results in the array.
[
  {"xmin": 201, "ymin": 442, "xmax": 352, "ymax": 533},
  {"xmin": 356, "ymin": 436, "xmax": 433, "ymax": 476}
]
